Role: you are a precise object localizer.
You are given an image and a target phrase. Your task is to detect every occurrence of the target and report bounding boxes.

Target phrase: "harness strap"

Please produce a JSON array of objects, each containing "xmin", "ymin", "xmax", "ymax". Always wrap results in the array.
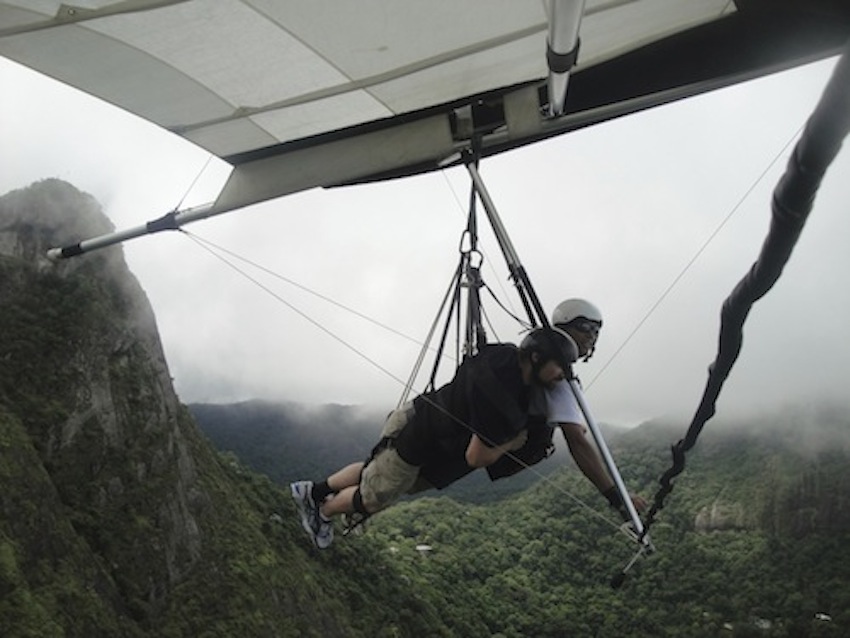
[{"xmin": 467, "ymin": 348, "xmax": 526, "ymax": 436}]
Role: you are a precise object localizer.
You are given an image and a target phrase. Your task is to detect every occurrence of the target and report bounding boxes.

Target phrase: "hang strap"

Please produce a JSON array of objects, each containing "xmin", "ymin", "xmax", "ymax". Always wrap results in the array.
[{"xmin": 642, "ymin": 41, "xmax": 850, "ymax": 540}]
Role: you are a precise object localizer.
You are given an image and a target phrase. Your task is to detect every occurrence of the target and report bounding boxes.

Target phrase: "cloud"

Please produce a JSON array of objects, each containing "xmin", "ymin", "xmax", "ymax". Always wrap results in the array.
[{"xmin": 3, "ymin": 55, "xmax": 849, "ymax": 426}]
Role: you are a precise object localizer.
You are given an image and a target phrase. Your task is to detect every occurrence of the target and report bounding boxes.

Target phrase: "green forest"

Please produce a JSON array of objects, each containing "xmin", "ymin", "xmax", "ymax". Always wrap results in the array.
[
  {"xmin": 195, "ymin": 400, "xmax": 850, "ymax": 637},
  {"xmin": 2, "ymin": 180, "xmax": 849, "ymax": 637}
]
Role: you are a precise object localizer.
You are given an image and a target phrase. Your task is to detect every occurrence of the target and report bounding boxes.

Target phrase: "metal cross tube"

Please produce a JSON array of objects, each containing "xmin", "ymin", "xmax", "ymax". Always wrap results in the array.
[{"xmin": 47, "ymin": 201, "xmax": 218, "ymax": 260}]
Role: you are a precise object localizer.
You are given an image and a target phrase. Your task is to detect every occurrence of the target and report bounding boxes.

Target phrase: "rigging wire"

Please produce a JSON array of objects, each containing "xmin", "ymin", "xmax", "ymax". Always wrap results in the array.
[
  {"xmin": 178, "ymin": 228, "xmax": 628, "ymax": 537},
  {"xmin": 183, "ymin": 230, "xmax": 433, "ymax": 351},
  {"xmin": 173, "ymin": 154, "xmax": 214, "ymax": 212},
  {"xmin": 181, "ymin": 230, "xmax": 427, "ymax": 386},
  {"xmin": 482, "ymin": 281, "xmax": 534, "ymax": 332},
  {"xmin": 583, "ymin": 123, "xmax": 805, "ymax": 391},
  {"xmin": 182, "ymin": 229, "xmax": 512, "ymax": 404},
  {"xmin": 397, "ymin": 261, "xmax": 461, "ymax": 407}
]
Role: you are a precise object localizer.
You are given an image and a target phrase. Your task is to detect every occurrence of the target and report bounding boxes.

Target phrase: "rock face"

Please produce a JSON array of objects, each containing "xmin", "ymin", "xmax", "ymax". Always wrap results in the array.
[
  {"xmin": 770, "ymin": 458, "xmax": 850, "ymax": 538},
  {"xmin": 694, "ymin": 501, "xmax": 750, "ymax": 532},
  {"xmin": 682, "ymin": 414, "xmax": 850, "ymax": 537},
  {"xmin": 0, "ymin": 179, "xmax": 204, "ymax": 609},
  {"xmin": 0, "ymin": 180, "xmax": 457, "ymax": 638}
]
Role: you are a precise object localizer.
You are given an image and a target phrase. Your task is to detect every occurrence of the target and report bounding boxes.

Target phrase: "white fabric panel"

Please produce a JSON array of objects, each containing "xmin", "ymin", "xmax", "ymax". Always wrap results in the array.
[
  {"xmin": 214, "ymin": 114, "xmax": 456, "ymax": 214},
  {"xmin": 0, "ymin": 4, "xmax": 45, "ymax": 31},
  {"xmin": 91, "ymin": 1, "xmax": 350, "ymax": 108},
  {"xmin": 250, "ymin": 0, "xmax": 547, "ymax": 81},
  {"xmin": 370, "ymin": 34, "xmax": 545, "ymax": 114},
  {"xmin": 183, "ymin": 116, "xmax": 278, "ymax": 158},
  {"xmin": 1, "ymin": 1, "xmax": 118, "ymax": 14},
  {"xmin": 1, "ymin": 21, "xmax": 231, "ymax": 126},
  {"xmin": 578, "ymin": 0, "xmax": 732, "ymax": 68},
  {"xmin": 0, "ymin": 0, "xmax": 735, "ymax": 161},
  {"xmin": 251, "ymin": 91, "xmax": 392, "ymax": 148}
]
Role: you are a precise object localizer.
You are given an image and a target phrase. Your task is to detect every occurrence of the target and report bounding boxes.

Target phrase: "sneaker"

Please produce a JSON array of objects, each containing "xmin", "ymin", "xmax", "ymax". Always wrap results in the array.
[
  {"xmin": 315, "ymin": 512, "xmax": 334, "ymax": 549},
  {"xmin": 290, "ymin": 481, "xmax": 334, "ymax": 549},
  {"xmin": 290, "ymin": 481, "xmax": 318, "ymax": 537}
]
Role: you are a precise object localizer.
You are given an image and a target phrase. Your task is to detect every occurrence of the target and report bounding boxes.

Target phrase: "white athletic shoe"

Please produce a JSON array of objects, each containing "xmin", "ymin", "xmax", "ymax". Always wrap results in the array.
[
  {"xmin": 290, "ymin": 480, "xmax": 333, "ymax": 549},
  {"xmin": 315, "ymin": 512, "xmax": 334, "ymax": 549}
]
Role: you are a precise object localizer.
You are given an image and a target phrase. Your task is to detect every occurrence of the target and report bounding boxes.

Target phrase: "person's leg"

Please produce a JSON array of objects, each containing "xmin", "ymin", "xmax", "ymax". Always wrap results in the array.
[
  {"xmin": 310, "ymin": 403, "xmax": 412, "ymax": 505},
  {"xmin": 321, "ymin": 485, "xmax": 358, "ymax": 516},
  {"xmin": 318, "ymin": 445, "xmax": 421, "ymax": 519},
  {"xmin": 294, "ymin": 403, "xmax": 417, "ymax": 547},
  {"xmin": 327, "ymin": 462, "xmax": 364, "ymax": 491},
  {"xmin": 357, "ymin": 447, "xmax": 420, "ymax": 513},
  {"xmin": 308, "ymin": 461, "xmax": 364, "ymax": 504}
]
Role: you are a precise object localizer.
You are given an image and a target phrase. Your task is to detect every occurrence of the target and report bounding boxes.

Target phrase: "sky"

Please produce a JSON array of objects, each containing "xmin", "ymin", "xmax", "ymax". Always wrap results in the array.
[{"xmin": 3, "ymin": 53, "xmax": 850, "ymax": 427}]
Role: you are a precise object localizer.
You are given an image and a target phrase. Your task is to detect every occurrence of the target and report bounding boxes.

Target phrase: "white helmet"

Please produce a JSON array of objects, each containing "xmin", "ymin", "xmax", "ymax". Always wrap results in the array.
[{"xmin": 551, "ymin": 298, "xmax": 603, "ymax": 327}]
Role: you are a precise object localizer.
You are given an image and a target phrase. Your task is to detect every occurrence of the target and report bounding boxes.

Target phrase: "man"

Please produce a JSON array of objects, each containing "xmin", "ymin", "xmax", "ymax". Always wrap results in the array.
[
  {"xmin": 291, "ymin": 326, "xmax": 578, "ymax": 549},
  {"xmin": 542, "ymin": 298, "xmax": 645, "ymax": 516}
]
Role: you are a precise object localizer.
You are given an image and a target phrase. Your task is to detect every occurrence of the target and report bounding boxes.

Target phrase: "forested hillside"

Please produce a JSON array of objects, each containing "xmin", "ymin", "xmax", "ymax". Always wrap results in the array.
[
  {"xmin": 190, "ymin": 401, "xmax": 384, "ymax": 486},
  {"xmin": 366, "ymin": 439, "xmax": 850, "ymax": 638},
  {"xmin": 196, "ymin": 397, "xmax": 850, "ymax": 637},
  {"xmin": 3, "ymin": 179, "xmax": 849, "ymax": 637}
]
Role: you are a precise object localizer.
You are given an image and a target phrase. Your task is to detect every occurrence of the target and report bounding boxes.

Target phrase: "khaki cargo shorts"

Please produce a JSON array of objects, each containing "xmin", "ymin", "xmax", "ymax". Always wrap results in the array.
[{"xmin": 359, "ymin": 402, "xmax": 433, "ymax": 512}]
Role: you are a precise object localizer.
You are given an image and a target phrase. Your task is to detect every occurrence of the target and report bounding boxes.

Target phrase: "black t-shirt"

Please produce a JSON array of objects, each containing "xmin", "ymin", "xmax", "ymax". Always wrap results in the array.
[{"xmin": 394, "ymin": 344, "xmax": 532, "ymax": 488}]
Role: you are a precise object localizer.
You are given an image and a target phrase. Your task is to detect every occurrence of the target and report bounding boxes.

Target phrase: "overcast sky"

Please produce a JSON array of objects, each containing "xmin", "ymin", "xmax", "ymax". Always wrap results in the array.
[{"xmin": 3, "ymin": 54, "xmax": 850, "ymax": 426}]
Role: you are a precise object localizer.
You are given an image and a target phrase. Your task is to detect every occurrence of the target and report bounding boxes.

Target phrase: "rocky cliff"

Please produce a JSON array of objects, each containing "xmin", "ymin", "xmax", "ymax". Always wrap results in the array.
[
  {"xmin": 0, "ymin": 180, "xmax": 447, "ymax": 637},
  {"xmin": 1, "ymin": 180, "xmax": 203, "ymax": 612}
]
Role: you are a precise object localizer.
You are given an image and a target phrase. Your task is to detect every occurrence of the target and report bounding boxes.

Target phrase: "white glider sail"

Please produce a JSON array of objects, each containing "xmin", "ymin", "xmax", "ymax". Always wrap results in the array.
[{"xmin": 2, "ymin": 0, "xmax": 849, "ymax": 248}]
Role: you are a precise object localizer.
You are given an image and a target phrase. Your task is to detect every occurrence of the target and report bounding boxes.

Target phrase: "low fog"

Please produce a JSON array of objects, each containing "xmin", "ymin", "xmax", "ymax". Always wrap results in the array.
[{"xmin": 3, "ymin": 56, "xmax": 850, "ymax": 428}]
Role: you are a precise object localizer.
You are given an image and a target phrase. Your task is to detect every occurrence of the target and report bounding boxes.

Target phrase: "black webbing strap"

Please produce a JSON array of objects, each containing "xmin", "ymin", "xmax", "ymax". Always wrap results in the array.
[
  {"xmin": 467, "ymin": 347, "xmax": 526, "ymax": 437},
  {"xmin": 642, "ymin": 40, "xmax": 850, "ymax": 539},
  {"xmin": 427, "ymin": 179, "xmax": 486, "ymax": 390}
]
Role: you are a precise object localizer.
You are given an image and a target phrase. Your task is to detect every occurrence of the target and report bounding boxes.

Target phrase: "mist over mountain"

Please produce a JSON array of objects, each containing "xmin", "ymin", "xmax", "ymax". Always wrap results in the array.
[
  {"xmin": 190, "ymin": 400, "xmax": 385, "ymax": 486},
  {"xmin": 3, "ymin": 179, "xmax": 850, "ymax": 637},
  {"xmin": 193, "ymin": 394, "xmax": 850, "ymax": 537},
  {"xmin": 190, "ymin": 399, "xmax": 581, "ymax": 502}
]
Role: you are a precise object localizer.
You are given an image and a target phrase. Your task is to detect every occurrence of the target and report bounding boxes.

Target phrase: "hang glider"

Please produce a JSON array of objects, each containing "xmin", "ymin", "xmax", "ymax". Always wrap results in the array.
[
  {"xmin": 3, "ymin": 0, "xmax": 849, "ymax": 230},
  {"xmin": 5, "ymin": 0, "xmax": 850, "ymax": 586}
]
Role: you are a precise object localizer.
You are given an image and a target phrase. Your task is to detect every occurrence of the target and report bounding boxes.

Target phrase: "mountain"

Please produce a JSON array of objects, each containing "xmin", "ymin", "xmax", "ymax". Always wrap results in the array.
[
  {"xmin": 618, "ymin": 408, "xmax": 850, "ymax": 536},
  {"xmin": 193, "ymin": 394, "xmax": 850, "ymax": 537},
  {"xmin": 190, "ymin": 400, "xmax": 385, "ymax": 487},
  {"xmin": 360, "ymin": 409, "xmax": 850, "ymax": 636},
  {"xmin": 0, "ymin": 180, "xmax": 452, "ymax": 637},
  {"xmin": 3, "ymin": 179, "xmax": 849, "ymax": 637},
  {"xmin": 193, "ymin": 398, "xmax": 850, "ymax": 635}
]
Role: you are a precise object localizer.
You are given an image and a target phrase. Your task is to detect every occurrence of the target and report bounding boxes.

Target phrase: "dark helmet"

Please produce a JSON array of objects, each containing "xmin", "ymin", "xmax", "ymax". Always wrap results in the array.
[{"xmin": 519, "ymin": 327, "xmax": 578, "ymax": 371}]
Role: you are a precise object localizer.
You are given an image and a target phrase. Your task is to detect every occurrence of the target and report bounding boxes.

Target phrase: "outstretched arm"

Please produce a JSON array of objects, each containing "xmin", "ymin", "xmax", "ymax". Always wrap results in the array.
[
  {"xmin": 560, "ymin": 422, "xmax": 612, "ymax": 491},
  {"xmin": 465, "ymin": 429, "xmax": 528, "ymax": 468},
  {"xmin": 560, "ymin": 423, "xmax": 646, "ymax": 512}
]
